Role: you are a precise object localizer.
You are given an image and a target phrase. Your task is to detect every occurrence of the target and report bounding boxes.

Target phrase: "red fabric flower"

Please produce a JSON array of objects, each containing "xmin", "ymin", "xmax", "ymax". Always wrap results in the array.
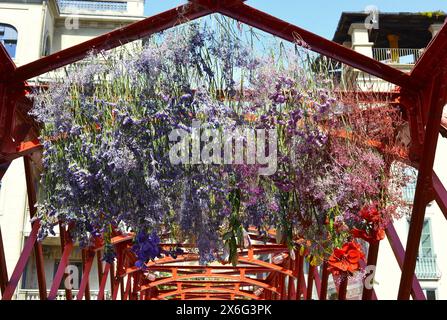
[
  {"xmin": 359, "ymin": 205, "xmax": 381, "ymax": 223},
  {"xmin": 352, "ymin": 205, "xmax": 385, "ymax": 243},
  {"xmin": 328, "ymin": 241, "xmax": 365, "ymax": 276},
  {"xmin": 352, "ymin": 228, "xmax": 385, "ymax": 242}
]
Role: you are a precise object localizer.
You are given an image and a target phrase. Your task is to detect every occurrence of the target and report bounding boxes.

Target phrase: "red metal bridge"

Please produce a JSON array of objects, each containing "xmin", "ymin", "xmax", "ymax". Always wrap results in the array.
[{"xmin": 0, "ymin": 0, "xmax": 446, "ymax": 300}]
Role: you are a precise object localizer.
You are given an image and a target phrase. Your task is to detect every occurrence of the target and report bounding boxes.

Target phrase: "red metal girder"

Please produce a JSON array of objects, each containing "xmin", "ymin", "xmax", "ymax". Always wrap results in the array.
[
  {"xmin": 15, "ymin": 139, "xmax": 42, "ymax": 158},
  {"xmin": 238, "ymin": 257, "xmax": 294, "ymax": 277},
  {"xmin": 98, "ymin": 263, "xmax": 110, "ymax": 300},
  {"xmin": 112, "ymin": 279, "xmax": 120, "ymax": 300},
  {"xmin": 0, "ymin": 44, "xmax": 15, "ymax": 75},
  {"xmin": 7, "ymin": 4, "xmax": 213, "ymax": 83},
  {"xmin": 1, "ymin": 222, "xmax": 39, "ymax": 300},
  {"xmin": 433, "ymin": 172, "xmax": 447, "ymax": 219},
  {"xmin": 155, "ymin": 287, "xmax": 261, "ymax": 301},
  {"xmin": 338, "ymin": 276, "xmax": 348, "ymax": 300},
  {"xmin": 123, "ymin": 275, "xmax": 132, "ymax": 300},
  {"xmin": 97, "ymin": 262, "xmax": 110, "ymax": 300},
  {"xmin": 313, "ymin": 267, "xmax": 321, "ymax": 299},
  {"xmin": 306, "ymin": 264, "xmax": 315, "ymax": 300},
  {"xmin": 385, "ymin": 224, "xmax": 425, "ymax": 300},
  {"xmin": 216, "ymin": 2, "xmax": 418, "ymax": 89},
  {"xmin": 0, "ymin": 226, "xmax": 8, "ymax": 295},
  {"xmin": 362, "ymin": 241, "xmax": 380, "ymax": 300},
  {"xmin": 47, "ymin": 241, "xmax": 73, "ymax": 300},
  {"xmin": 96, "ymin": 251, "xmax": 104, "ymax": 299},
  {"xmin": 319, "ymin": 262, "xmax": 329, "ymax": 300},
  {"xmin": 140, "ymin": 273, "xmax": 279, "ymax": 294},
  {"xmin": 411, "ymin": 22, "xmax": 447, "ymax": 89},
  {"xmin": 295, "ymin": 251, "xmax": 304, "ymax": 300},
  {"xmin": 398, "ymin": 68, "xmax": 447, "ymax": 300},
  {"xmin": 58, "ymin": 223, "xmax": 73, "ymax": 300},
  {"xmin": 287, "ymin": 259, "xmax": 295, "ymax": 300},
  {"xmin": 24, "ymin": 156, "xmax": 47, "ymax": 300},
  {"xmin": 77, "ymin": 250, "xmax": 95, "ymax": 300}
]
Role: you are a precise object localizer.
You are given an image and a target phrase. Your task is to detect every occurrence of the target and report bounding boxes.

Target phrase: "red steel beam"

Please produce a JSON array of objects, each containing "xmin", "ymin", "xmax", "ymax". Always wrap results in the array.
[
  {"xmin": 362, "ymin": 241, "xmax": 380, "ymax": 300},
  {"xmin": 295, "ymin": 251, "xmax": 305, "ymax": 300},
  {"xmin": 338, "ymin": 277, "xmax": 348, "ymax": 300},
  {"xmin": 77, "ymin": 250, "xmax": 95, "ymax": 300},
  {"xmin": 433, "ymin": 172, "xmax": 447, "ymax": 219},
  {"xmin": 319, "ymin": 262, "xmax": 329, "ymax": 300},
  {"xmin": 398, "ymin": 68, "xmax": 447, "ymax": 300},
  {"xmin": 47, "ymin": 241, "xmax": 74, "ymax": 300},
  {"xmin": 6, "ymin": 3, "xmax": 213, "ymax": 83},
  {"xmin": 0, "ymin": 44, "xmax": 15, "ymax": 75},
  {"xmin": 1, "ymin": 222, "xmax": 40, "ymax": 300},
  {"xmin": 385, "ymin": 224, "xmax": 425, "ymax": 300},
  {"xmin": 96, "ymin": 251, "xmax": 104, "ymax": 299},
  {"xmin": 287, "ymin": 259, "xmax": 296, "ymax": 300},
  {"xmin": 0, "ymin": 226, "xmax": 8, "ymax": 295},
  {"xmin": 58, "ymin": 223, "xmax": 73, "ymax": 300},
  {"xmin": 313, "ymin": 267, "xmax": 321, "ymax": 299},
  {"xmin": 123, "ymin": 275, "xmax": 132, "ymax": 300},
  {"xmin": 216, "ymin": 2, "xmax": 418, "ymax": 90},
  {"xmin": 306, "ymin": 264, "xmax": 315, "ymax": 300},
  {"xmin": 24, "ymin": 156, "xmax": 47, "ymax": 300},
  {"xmin": 411, "ymin": 22, "xmax": 447, "ymax": 91},
  {"xmin": 97, "ymin": 263, "xmax": 111, "ymax": 300}
]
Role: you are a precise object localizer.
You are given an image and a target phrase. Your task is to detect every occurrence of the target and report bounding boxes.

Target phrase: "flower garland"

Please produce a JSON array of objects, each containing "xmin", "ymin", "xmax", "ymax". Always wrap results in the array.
[{"xmin": 30, "ymin": 19, "xmax": 409, "ymax": 278}]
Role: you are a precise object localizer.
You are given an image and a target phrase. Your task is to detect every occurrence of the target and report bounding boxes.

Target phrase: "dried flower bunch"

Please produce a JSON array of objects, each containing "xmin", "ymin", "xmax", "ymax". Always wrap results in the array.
[{"xmin": 31, "ymin": 17, "xmax": 409, "ymax": 276}]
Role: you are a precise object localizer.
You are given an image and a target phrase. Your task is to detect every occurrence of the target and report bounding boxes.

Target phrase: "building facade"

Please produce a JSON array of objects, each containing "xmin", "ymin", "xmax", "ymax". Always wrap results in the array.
[
  {"xmin": 333, "ymin": 12, "xmax": 447, "ymax": 300},
  {"xmin": 0, "ymin": 0, "xmax": 145, "ymax": 300},
  {"xmin": 1, "ymin": 5, "xmax": 446, "ymax": 300}
]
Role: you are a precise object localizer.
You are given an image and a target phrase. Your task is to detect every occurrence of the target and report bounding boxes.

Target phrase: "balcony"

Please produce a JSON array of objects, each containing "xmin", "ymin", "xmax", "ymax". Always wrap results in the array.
[
  {"xmin": 57, "ymin": 0, "xmax": 128, "ymax": 14},
  {"xmin": 373, "ymin": 48, "xmax": 424, "ymax": 65},
  {"xmin": 403, "ymin": 183, "xmax": 416, "ymax": 204},
  {"xmin": 17, "ymin": 289, "xmax": 111, "ymax": 300},
  {"xmin": 415, "ymin": 256, "xmax": 441, "ymax": 280}
]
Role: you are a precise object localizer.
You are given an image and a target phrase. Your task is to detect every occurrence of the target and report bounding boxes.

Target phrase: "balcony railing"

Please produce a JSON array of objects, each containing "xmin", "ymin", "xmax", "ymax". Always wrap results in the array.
[
  {"xmin": 18, "ymin": 289, "xmax": 111, "ymax": 300},
  {"xmin": 373, "ymin": 48, "xmax": 424, "ymax": 65},
  {"xmin": 403, "ymin": 184, "xmax": 416, "ymax": 204},
  {"xmin": 57, "ymin": 0, "xmax": 128, "ymax": 13},
  {"xmin": 415, "ymin": 256, "xmax": 441, "ymax": 280}
]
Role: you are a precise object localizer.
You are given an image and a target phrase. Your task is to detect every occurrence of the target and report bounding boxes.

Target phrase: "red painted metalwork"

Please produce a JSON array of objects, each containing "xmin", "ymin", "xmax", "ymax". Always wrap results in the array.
[
  {"xmin": 433, "ymin": 172, "xmax": 447, "ymax": 219},
  {"xmin": 0, "ymin": 0, "xmax": 446, "ymax": 300},
  {"xmin": 306, "ymin": 264, "xmax": 315, "ymax": 300},
  {"xmin": 319, "ymin": 262, "xmax": 329, "ymax": 300},
  {"xmin": 48, "ymin": 242, "xmax": 73, "ymax": 300},
  {"xmin": 338, "ymin": 277, "xmax": 348, "ymax": 300},
  {"xmin": 97, "ymin": 263, "xmax": 111, "ymax": 300},
  {"xmin": 386, "ymin": 224, "xmax": 426, "ymax": 300},
  {"xmin": 1, "ymin": 222, "xmax": 40, "ymax": 300},
  {"xmin": 398, "ymin": 66, "xmax": 447, "ymax": 300},
  {"xmin": 23, "ymin": 156, "xmax": 47, "ymax": 300},
  {"xmin": 0, "ymin": 227, "xmax": 8, "ymax": 295},
  {"xmin": 77, "ymin": 250, "xmax": 95, "ymax": 300},
  {"xmin": 362, "ymin": 241, "xmax": 379, "ymax": 300}
]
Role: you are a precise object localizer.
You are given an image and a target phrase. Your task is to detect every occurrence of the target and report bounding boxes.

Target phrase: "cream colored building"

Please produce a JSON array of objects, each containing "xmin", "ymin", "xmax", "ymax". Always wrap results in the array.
[
  {"xmin": 333, "ymin": 12, "xmax": 447, "ymax": 300},
  {"xmin": 0, "ymin": 0, "xmax": 145, "ymax": 300},
  {"xmin": 1, "ymin": 5, "xmax": 447, "ymax": 300}
]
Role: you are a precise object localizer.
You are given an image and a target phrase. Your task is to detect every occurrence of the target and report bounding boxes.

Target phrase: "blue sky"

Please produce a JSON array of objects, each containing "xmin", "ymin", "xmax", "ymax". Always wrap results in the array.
[{"xmin": 144, "ymin": 0, "xmax": 447, "ymax": 40}]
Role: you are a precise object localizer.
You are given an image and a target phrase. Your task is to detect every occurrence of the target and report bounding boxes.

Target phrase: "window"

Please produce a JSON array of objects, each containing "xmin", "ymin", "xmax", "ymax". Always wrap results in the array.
[
  {"xmin": 42, "ymin": 34, "xmax": 51, "ymax": 57},
  {"xmin": 424, "ymin": 289, "xmax": 437, "ymax": 300},
  {"xmin": 419, "ymin": 219, "xmax": 434, "ymax": 257},
  {"xmin": 0, "ymin": 23, "xmax": 18, "ymax": 58}
]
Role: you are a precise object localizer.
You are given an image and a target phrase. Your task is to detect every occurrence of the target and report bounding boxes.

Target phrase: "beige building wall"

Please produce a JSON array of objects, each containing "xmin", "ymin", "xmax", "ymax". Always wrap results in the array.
[
  {"xmin": 346, "ymin": 22, "xmax": 447, "ymax": 300},
  {"xmin": 0, "ymin": 0, "xmax": 144, "ymax": 299}
]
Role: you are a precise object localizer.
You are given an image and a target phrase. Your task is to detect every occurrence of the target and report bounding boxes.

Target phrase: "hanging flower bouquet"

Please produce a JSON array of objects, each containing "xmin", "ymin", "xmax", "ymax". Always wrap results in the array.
[{"xmin": 30, "ymin": 18, "xmax": 410, "ymax": 277}]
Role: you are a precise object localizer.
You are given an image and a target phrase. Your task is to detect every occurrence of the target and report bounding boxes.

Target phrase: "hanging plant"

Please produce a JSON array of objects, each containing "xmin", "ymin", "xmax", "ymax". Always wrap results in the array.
[{"xmin": 30, "ymin": 17, "xmax": 409, "ymax": 273}]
